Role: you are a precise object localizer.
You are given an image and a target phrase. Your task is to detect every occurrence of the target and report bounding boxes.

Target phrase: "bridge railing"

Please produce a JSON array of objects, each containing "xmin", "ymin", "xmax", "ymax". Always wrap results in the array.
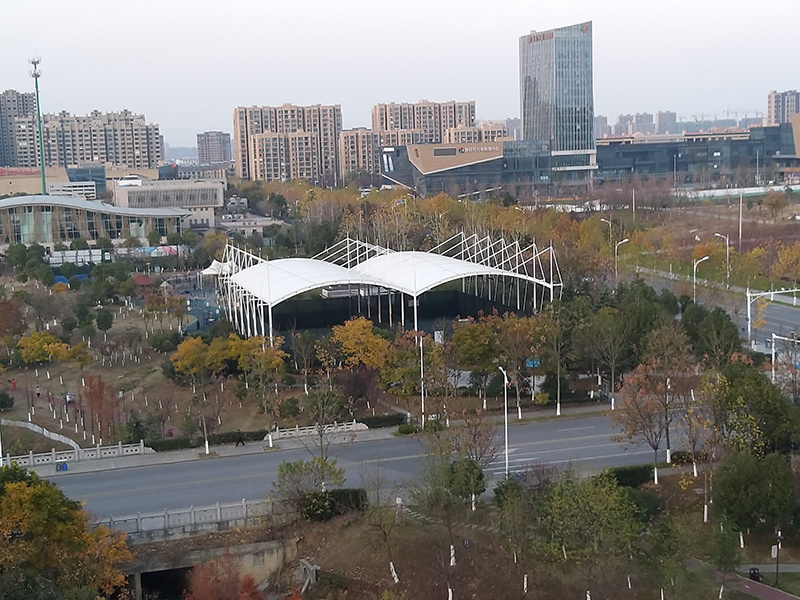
[
  {"xmin": 274, "ymin": 420, "xmax": 367, "ymax": 439},
  {"xmin": 2, "ymin": 440, "xmax": 151, "ymax": 469},
  {"xmin": 94, "ymin": 498, "xmax": 292, "ymax": 543}
]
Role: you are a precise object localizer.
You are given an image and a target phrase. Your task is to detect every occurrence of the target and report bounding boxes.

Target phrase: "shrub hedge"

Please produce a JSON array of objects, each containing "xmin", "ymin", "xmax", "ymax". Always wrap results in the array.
[
  {"xmin": 149, "ymin": 428, "xmax": 269, "ymax": 451},
  {"xmin": 300, "ymin": 488, "xmax": 368, "ymax": 521},
  {"xmin": 359, "ymin": 413, "xmax": 406, "ymax": 429},
  {"xmin": 606, "ymin": 464, "xmax": 653, "ymax": 488},
  {"xmin": 397, "ymin": 423, "xmax": 419, "ymax": 435}
]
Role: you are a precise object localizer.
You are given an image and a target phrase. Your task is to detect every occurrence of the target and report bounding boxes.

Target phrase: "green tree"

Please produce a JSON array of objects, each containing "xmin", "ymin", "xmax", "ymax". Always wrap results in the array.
[
  {"xmin": 147, "ymin": 229, "xmax": 162, "ymax": 246},
  {"xmin": 70, "ymin": 237, "xmax": 89, "ymax": 250},
  {"xmin": 59, "ymin": 262, "xmax": 76, "ymax": 279},
  {"xmin": 586, "ymin": 306, "xmax": 631, "ymax": 394},
  {"xmin": 93, "ymin": 236, "xmax": 113, "ymax": 250},
  {"xmin": 96, "ymin": 309, "xmax": 114, "ymax": 334},
  {"xmin": 166, "ymin": 231, "xmax": 183, "ymax": 245},
  {"xmin": 714, "ymin": 451, "xmax": 796, "ymax": 531}
]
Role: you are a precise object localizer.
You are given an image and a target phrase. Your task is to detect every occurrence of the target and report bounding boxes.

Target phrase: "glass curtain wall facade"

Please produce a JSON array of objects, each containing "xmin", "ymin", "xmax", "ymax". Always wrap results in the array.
[{"xmin": 519, "ymin": 22, "xmax": 595, "ymax": 186}]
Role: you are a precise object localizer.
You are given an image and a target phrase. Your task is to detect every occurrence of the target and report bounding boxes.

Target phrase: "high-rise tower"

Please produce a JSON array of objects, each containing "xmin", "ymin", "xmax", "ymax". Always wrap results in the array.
[{"xmin": 519, "ymin": 21, "xmax": 595, "ymax": 185}]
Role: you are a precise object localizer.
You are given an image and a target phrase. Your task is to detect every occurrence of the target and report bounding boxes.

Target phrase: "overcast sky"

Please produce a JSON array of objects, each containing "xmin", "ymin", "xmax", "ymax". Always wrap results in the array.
[{"xmin": 2, "ymin": 0, "xmax": 797, "ymax": 147}]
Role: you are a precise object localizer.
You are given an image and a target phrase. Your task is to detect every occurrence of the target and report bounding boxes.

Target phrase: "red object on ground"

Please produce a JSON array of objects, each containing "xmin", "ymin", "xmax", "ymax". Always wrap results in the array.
[{"xmin": 8, "ymin": 378, "xmax": 16, "ymax": 390}]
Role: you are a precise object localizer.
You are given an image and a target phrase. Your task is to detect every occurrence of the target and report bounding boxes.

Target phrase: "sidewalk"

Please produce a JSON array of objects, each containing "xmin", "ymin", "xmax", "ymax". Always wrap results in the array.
[{"xmin": 33, "ymin": 401, "xmax": 609, "ymax": 478}]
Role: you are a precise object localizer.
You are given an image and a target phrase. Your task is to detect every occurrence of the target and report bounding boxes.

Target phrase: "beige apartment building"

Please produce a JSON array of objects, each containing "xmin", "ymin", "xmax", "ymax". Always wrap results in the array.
[
  {"xmin": 371, "ymin": 100, "xmax": 476, "ymax": 145},
  {"xmin": 13, "ymin": 110, "xmax": 162, "ymax": 169},
  {"xmin": 441, "ymin": 121, "xmax": 509, "ymax": 145},
  {"xmin": 768, "ymin": 90, "xmax": 800, "ymax": 126},
  {"xmin": 338, "ymin": 128, "xmax": 380, "ymax": 181},
  {"xmin": 0, "ymin": 89, "xmax": 36, "ymax": 167},
  {"xmin": 233, "ymin": 104, "xmax": 342, "ymax": 183}
]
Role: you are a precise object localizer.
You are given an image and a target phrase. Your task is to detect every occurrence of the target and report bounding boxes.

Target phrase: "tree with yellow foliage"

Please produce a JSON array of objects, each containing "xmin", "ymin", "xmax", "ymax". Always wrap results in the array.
[
  {"xmin": 0, "ymin": 463, "xmax": 132, "ymax": 597},
  {"xmin": 331, "ymin": 316, "xmax": 390, "ymax": 371}
]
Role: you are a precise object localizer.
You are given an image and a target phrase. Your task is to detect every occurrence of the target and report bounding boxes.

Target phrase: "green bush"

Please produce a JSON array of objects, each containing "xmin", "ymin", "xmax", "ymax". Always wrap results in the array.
[
  {"xmin": 397, "ymin": 423, "xmax": 419, "ymax": 435},
  {"xmin": 494, "ymin": 476, "xmax": 525, "ymax": 508},
  {"xmin": 150, "ymin": 330, "xmax": 182, "ymax": 353},
  {"xmin": 149, "ymin": 436, "xmax": 201, "ymax": 451},
  {"xmin": 671, "ymin": 450, "xmax": 709, "ymax": 465},
  {"xmin": 279, "ymin": 397, "xmax": 300, "ymax": 419},
  {"xmin": 0, "ymin": 391, "xmax": 14, "ymax": 411},
  {"xmin": 606, "ymin": 464, "xmax": 653, "ymax": 488},
  {"xmin": 423, "ymin": 419, "xmax": 442, "ymax": 432},
  {"xmin": 281, "ymin": 373, "xmax": 297, "ymax": 386},
  {"xmin": 207, "ymin": 429, "xmax": 267, "ymax": 445},
  {"xmin": 359, "ymin": 413, "xmax": 406, "ymax": 429},
  {"xmin": 300, "ymin": 488, "xmax": 368, "ymax": 521},
  {"xmin": 624, "ymin": 487, "xmax": 663, "ymax": 523}
]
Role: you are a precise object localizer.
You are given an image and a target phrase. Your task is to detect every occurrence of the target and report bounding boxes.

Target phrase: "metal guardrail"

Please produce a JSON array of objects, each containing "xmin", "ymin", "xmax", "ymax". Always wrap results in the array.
[
  {"xmin": 94, "ymin": 498, "xmax": 277, "ymax": 534},
  {"xmin": 2, "ymin": 440, "xmax": 149, "ymax": 469}
]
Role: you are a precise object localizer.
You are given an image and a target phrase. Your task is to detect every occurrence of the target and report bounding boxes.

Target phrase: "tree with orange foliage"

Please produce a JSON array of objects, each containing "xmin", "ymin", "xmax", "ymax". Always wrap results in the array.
[{"xmin": 183, "ymin": 551, "xmax": 265, "ymax": 600}]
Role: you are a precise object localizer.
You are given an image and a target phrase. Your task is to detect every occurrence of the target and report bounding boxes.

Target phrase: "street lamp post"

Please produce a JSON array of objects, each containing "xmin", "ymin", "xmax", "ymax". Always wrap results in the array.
[
  {"xmin": 614, "ymin": 238, "xmax": 629, "ymax": 284},
  {"xmin": 693, "ymin": 256, "xmax": 710, "ymax": 303},
  {"xmin": 498, "ymin": 366, "xmax": 509, "ymax": 477},
  {"xmin": 714, "ymin": 232, "xmax": 730, "ymax": 285},
  {"xmin": 600, "ymin": 218, "xmax": 612, "ymax": 248}
]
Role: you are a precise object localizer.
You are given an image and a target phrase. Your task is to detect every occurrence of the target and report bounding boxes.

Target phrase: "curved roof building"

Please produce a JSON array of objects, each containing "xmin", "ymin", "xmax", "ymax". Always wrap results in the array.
[{"xmin": 0, "ymin": 195, "xmax": 189, "ymax": 246}]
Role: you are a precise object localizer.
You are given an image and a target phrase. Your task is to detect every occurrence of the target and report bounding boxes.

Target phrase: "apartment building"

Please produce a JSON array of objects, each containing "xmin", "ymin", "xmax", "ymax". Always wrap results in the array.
[
  {"xmin": 338, "ymin": 128, "xmax": 380, "ymax": 182},
  {"xmin": 197, "ymin": 131, "xmax": 231, "ymax": 165},
  {"xmin": 0, "ymin": 89, "xmax": 36, "ymax": 167},
  {"xmin": 371, "ymin": 100, "xmax": 476, "ymax": 145},
  {"xmin": 13, "ymin": 109, "xmax": 162, "ymax": 169},
  {"xmin": 233, "ymin": 104, "xmax": 342, "ymax": 183},
  {"xmin": 768, "ymin": 90, "xmax": 800, "ymax": 126}
]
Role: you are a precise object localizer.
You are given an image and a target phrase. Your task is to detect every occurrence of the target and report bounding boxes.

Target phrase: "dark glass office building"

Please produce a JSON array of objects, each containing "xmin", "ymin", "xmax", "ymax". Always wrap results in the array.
[{"xmin": 519, "ymin": 22, "xmax": 596, "ymax": 185}]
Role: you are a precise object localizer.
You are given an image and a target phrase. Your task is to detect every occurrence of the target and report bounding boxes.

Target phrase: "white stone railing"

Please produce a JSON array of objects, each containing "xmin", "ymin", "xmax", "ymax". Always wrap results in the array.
[
  {"xmin": 273, "ymin": 420, "xmax": 368, "ymax": 440},
  {"xmin": 1, "ymin": 440, "xmax": 151, "ymax": 469}
]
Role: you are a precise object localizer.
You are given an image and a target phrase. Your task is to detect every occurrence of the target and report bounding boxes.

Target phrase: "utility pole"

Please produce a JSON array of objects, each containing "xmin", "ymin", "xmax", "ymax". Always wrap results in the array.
[{"xmin": 29, "ymin": 57, "xmax": 47, "ymax": 196}]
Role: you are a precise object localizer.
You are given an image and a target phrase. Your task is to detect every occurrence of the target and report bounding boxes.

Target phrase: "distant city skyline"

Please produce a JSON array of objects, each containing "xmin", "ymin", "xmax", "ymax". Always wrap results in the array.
[{"xmin": 2, "ymin": 0, "xmax": 796, "ymax": 146}]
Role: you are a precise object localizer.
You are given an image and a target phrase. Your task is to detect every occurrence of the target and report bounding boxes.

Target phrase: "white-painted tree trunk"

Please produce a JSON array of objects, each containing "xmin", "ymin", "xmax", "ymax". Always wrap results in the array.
[{"xmin": 654, "ymin": 465, "xmax": 659, "ymax": 485}]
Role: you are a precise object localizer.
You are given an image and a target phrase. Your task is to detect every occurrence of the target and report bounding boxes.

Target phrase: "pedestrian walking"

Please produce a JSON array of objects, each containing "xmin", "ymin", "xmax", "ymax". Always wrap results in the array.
[
  {"xmin": 36, "ymin": 385, "xmax": 41, "ymax": 399},
  {"xmin": 235, "ymin": 429, "xmax": 245, "ymax": 447}
]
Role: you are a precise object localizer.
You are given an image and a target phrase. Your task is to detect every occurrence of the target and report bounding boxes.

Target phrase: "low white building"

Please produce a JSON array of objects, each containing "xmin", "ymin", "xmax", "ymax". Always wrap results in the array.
[{"xmin": 113, "ymin": 178, "xmax": 223, "ymax": 229}]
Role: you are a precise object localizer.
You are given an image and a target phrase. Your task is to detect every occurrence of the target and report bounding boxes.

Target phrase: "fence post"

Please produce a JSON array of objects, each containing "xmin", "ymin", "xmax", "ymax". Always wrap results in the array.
[
  {"xmin": 216, "ymin": 502, "xmax": 221, "ymax": 522},
  {"xmin": 242, "ymin": 498, "xmax": 247, "ymax": 520},
  {"xmin": 118, "ymin": 441, "xmax": 123, "ymax": 457},
  {"xmin": 139, "ymin": 439, "xmax": 144, "ymax": 454},
  {"xmin": 164, "ymin": 508, "xmax": 169, "ymax": 530},
  {"xmin": 96, "ymin": 443, "xmax": 101, "ymax": 459},
  {"xmin": 190, "ymin": 505, "xmax": 195, "ymax": 525},
  {"xmin": 51, "ymin": 448, "xmax": 56, "ymax": 463},
  {"xmin": 74, "ymin": 448, "xmax": 79, "ymax": 462},
  {"xmin": 29, "ymin": 450, "xmax": 34, "ymax": 466},
  {"xmin": 136, "ymin": 511, "xmax": 142, "ymax": 533}
]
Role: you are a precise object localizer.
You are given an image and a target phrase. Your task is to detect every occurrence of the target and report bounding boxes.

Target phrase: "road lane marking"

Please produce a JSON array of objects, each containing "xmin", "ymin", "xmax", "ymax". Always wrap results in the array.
[{"xmin": 556, "ymin": 426, "xmax": 596, "ymax": 432}]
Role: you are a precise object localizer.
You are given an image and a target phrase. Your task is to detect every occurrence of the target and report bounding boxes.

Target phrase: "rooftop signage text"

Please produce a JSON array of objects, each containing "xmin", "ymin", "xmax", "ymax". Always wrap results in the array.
[{"xmin": 458, "ymin": 146, "xmax": 501, "ymax": 153}]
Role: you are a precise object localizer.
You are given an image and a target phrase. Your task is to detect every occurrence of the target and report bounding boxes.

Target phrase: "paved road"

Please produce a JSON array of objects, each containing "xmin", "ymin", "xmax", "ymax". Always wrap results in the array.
[
  {"xmin": 636, "ymin": 268, "xmax": 800, "ymax": 350},
  {"xmin": 47, "ymin": 415, "xmax": 652, "ymax": 519}
]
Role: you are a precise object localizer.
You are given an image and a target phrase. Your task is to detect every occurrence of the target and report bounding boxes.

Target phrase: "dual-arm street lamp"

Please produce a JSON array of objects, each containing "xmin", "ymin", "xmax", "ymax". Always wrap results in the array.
[
  {"xmin": 714, "ymin": 232, "xmax": 731, "ymax": 285},
  {"xmin": 497, "ymin": 366, "xmax": 509, "ymax": 477},
  {"xmin": 693, "ymin": 256, "xmax": 710, "ymax": 303},
  {"xmin": 614, "ymin": 238, "xmax": 629, "ymax": 284}
]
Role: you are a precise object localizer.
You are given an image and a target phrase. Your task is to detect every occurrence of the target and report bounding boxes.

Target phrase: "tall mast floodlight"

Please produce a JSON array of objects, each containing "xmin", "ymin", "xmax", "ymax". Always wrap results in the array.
[{"xmin": 29, "ymin": 57, "xmax": 46, "ymax": 196}]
